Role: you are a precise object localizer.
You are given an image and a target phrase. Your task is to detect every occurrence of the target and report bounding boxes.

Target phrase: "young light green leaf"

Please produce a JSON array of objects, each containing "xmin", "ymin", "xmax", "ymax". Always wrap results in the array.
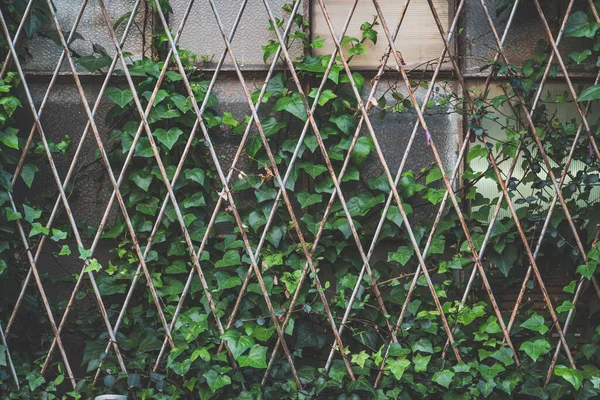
[
  {"xmin": 577, "ymin": 260, "xmax": 597, "ymax": 279},
  {"xmin": 387, "ymin": 358, "xmax": 411, "ymax": 380},
  {"xmin": 0, "ymin": 127, "xmax": 19, "ymax": 149},
  {"xmin": 554, "ymin": 365, "xmax": 582, "ymax": 389},
  {"xmin": 519, "ymin": 338, "xmax": 551, "ymax": 362},
  {"xmin": 83, "ymin": 258, "xmax": 102, "ymax": 273},
  {"xmin": 59, "ymin": 245, "xmax": 71, "ymax": 256},
  {"xmin": 351, "ymin": 351, "xmax": 369, "ymax": 369},
  {"xmin": 5, "ymin": 207, "xmax": 22, "ymax": 221}
]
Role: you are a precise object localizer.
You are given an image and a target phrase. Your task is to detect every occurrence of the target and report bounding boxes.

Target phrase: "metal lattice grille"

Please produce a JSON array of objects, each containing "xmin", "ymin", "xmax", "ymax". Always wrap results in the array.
[{"xmin": 1, "ymin": 0, "xmax": 599, "ymax": 394}]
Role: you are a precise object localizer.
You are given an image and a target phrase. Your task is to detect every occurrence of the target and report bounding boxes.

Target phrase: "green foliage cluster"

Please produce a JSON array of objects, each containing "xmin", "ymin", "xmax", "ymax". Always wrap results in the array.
[{"xmin": 1, "ymin": 1, "xmax": 600, "ymax": 399}]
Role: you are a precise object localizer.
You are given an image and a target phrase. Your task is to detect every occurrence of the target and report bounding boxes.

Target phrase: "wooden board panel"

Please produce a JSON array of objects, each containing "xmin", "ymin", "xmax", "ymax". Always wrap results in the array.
[{"xmin": 311, "ymin": 0, "xmax": 452, "ymax": 70}]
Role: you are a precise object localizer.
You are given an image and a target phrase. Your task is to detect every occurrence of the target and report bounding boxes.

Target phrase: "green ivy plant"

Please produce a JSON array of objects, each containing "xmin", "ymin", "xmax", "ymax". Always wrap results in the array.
[{"xmin": 2, "ymin": 1, "xmax": 600, "ymax": 399}]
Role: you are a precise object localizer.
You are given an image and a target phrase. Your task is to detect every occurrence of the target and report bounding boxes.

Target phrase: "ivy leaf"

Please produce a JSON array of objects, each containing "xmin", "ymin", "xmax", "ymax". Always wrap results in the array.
[
  {"xmin": 105, "ymin": 87, "xmax": 134, "ymax": 108},
  {"xmin": 134, "ymin": 138, "xmax": 155, "ymax": 157},
  {"xmin": 386, "ymin": 206, "xmax": 404, "ymax": 228},
  {"xmin": 154, "ymin": 127, "xmax": 183, "ymax": 150},
  {"xmin": 184, "ymin": 168, "xmax": 205, "ymax": 186},
  {"xmin": 170, "ymin": 94, "xmax": 193, "ymax": 113},
  {"xmin": 0, "ymin": 345, "xmax": 6, "ymax": 367},
  {"xmin": 215, "ymin": 250, "xmax": 241, "ymax": 268},
  {"xmin": 21, "ymin": 164, "xmax": 39, "ymax": 188},
  {"xmin": 299, "ymin": 162, "xmax": 328, "ymax": 179},
  {"xmin": 411, "ymin": 337, "xmax": 433, "ymax": 354},
  {"xmin": 569, "ymin": 49, "xmax": 591, "ymax": 64},
  {"xmin": 310, "ymin": 36, "xmax": 324, "ymax": 48},
  {"xmin": 76, "ymin": 55, "xmax": 112, "ymax": 72},
  {"xmin": 131, "ymin": 170, "xmax": 153, "ymax": 191},
  {"xmin": 203, "ymin": 370, "xmax": 231, "ymax": 393},
  {"xmin": 265, "ymin": 72, "xmax": 287, "ymax": 98},
  {"xmin": 297, "ymin": 192, "xmax": 322, "ymax": 208},
  {"xmin": 26, "ymin": 373, "xmax": 45, "ymax": 391},
  {"xmin": 433, "ymin": 369, "xmax": 455, "ymax": 389},
  {"xmin": 425, "ymin": 167, "xmax": 443, "ymax": 184},
  {"xmin": 491, "ymin": 347, "xmax": 514, "ymax": 366},
  {"xmin": 330, "ymin": 114, "xmax": 357, "ymax": 135},
  {"xmin": 22, "ymin": 204, "xmax": 40, "ymax": 222},
  {"xmin": 295, "ymin": 321, "xmax": 326, "ymax": 348},
  {"xmin": 545, "ymin": 383, "xmax": 571, "ymax": 400},
  {"xmin": 519, "ymin": 378, "xmax": 548, "ymax": 399},
  {"xmin": 215, "ymin": 271, "xmax": 242, "ymax": 291},
  {"xmin": 576, "ymin": 260, "xmax": 597, "ymax": 279},
  {"xmin": 565, "ymin": 11, "xmax": 599, "ymax": 38},
  {"xmin": 308, "ymin": 88, "xmax": 337, "ymax": 106},
  {"xmin": 487, "ymin": 245, "xmax": 518, "ymax": 276},
  {"xmin": 556, "ymin": 300, "xmax": 575, "ymax": 313},
  {"xmin": 478, "ymin": 380, "xmax": 497, "ymax": 397},
  {"xmin": 340, "ymin": 72, "xmax": 365, "ymax": 92},
  {"xmin": 78, "ymin": 246, "xmax": 92, "ymax": 260},
  {"xmin": 577, "ymin": 85, "xmax": 600, "ymax": 102},
  {"xmin": 51, "ymin": 229, "xmax": 67, "ymax": 241},
  {"xmin": 413, "ymin": 354, "xmax": 431, "ymax": 373},
  {"xmin": 261, "ymin": 117, "xmax": 286, "ymax": 137},
  {"xmin": 29, "ymin": 222, "xmax": 49, "ymax": 237},
  {"xmin": 520, "ymin": 338, "xmax": 551, "ymax": 362},
  {"xmin": 0, "ymin": 127, "xmax": 19, "ymax": 149},
  {"xmin": 351, "ymin": 136, "xmax": 374, "ymax": 166},
  {"xmin": 328, "ymin": 359, "xmax": 348, "ymax": 382},
  {"xmin": 351, "ymin": 351, "xmax": 369, "ymax": 369},
  {"xmin": 388, "ymin": 246, "xmax": 413, "ymax": 266},
  {"xmin": 387, "ymin": 358, "xmax": 410, "ymax": 380},
  {"xmin": 0, "ymin": 97, "xmax": 20, "ymax": 117},
  {"xmin": 5, "ymin": 207, "xmax": 22, "ymax": 221},
  {"xmin": 563, "ymin": 280, "xmax": 576, "ymax": 293},
  {"xmin": 554, "ymin": 365, "xmax": 582, "ymax": 389},
  {"xmin": 237, "ymin": 345, "xmax": 267, "ymax": 368},
  {"xmin": 83, "ymin": 258, "xmax": 102, "ymax": 273},
  {"xmin": 220, "ymin": 330, "xmax": 254, "ymax": 359},
  {"xmin": 520, "ymin": 314, "xmax": 549, "ymax": 334},
  {"xmin": 274, "ymin": 93, "xmax": 307, "ymax": 121},
  {"xmin": 59, "ymin": 245, "xmax": 71, "ymax": 256}
]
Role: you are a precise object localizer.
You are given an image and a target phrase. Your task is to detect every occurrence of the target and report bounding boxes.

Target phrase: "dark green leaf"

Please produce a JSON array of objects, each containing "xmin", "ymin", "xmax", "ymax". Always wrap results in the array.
[{"xmin": 274, "ymin": 93, "xmax": 307, "ymax": 121}]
